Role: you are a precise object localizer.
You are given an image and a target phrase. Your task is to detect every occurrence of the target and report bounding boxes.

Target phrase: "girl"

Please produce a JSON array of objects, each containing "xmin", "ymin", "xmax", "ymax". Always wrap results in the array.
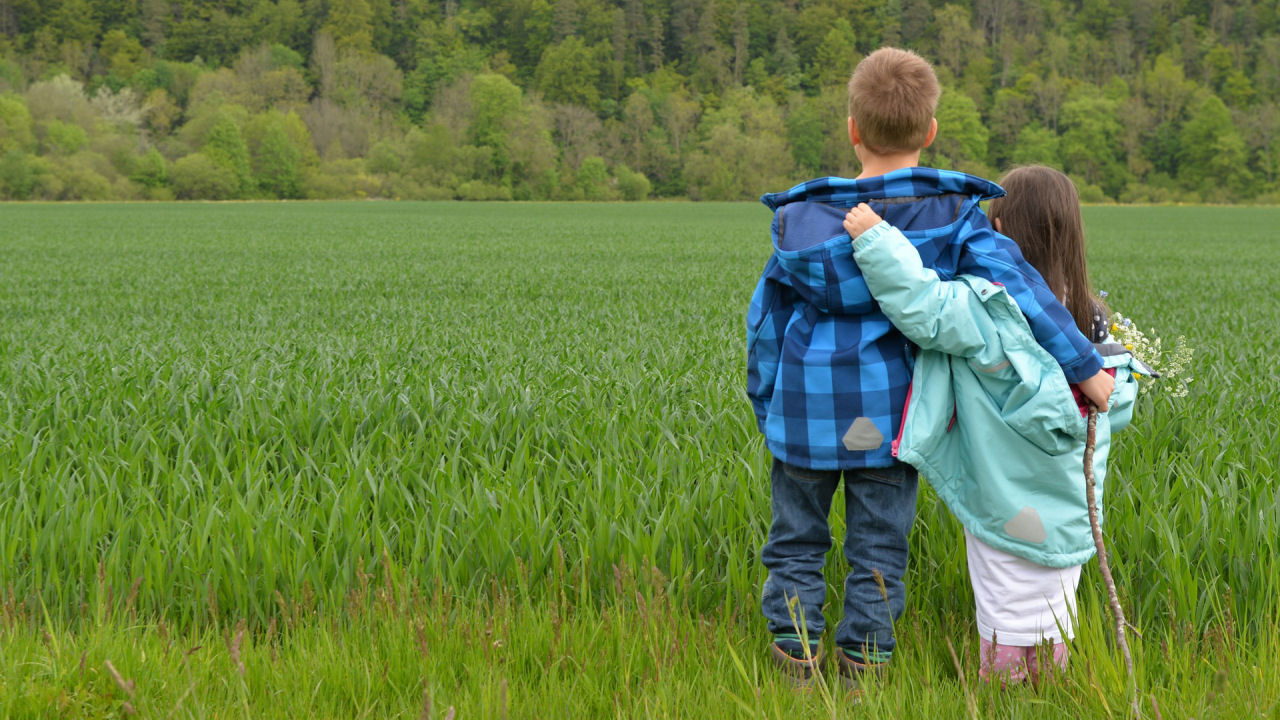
[{"xmin": 842, "ymin": 165, "xmax": 1143, "ymax": 684}]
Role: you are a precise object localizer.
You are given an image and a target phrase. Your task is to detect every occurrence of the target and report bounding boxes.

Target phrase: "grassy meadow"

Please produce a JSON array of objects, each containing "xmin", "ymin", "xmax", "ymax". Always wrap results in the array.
[{"xmin": 1, "ymin": 201, "xmax": 1278, "ymax": 718}]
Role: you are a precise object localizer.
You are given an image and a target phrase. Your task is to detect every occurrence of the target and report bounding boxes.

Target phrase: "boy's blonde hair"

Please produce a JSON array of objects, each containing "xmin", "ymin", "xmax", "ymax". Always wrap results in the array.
[{"xmin": 847, "ymin": 48, "xmax": 940, "ymax": 153}]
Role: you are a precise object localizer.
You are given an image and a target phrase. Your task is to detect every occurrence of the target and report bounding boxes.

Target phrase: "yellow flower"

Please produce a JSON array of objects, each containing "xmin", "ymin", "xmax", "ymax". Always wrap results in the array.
[{"xmin": 1124, "ymin": 344, "xmax": 1133, "ymax": 350}]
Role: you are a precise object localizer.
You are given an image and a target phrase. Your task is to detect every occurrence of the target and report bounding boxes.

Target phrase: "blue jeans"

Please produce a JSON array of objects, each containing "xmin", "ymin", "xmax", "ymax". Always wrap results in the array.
[{"xmin": 760, "ymin": 458, "xmax": 918, "ymax": 658}]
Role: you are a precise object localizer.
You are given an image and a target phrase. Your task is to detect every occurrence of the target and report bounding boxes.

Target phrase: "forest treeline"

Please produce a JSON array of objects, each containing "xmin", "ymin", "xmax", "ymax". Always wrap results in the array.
[{"xmin": 1, "ymin": 0, "xmax": 1278, "ymax": 202}]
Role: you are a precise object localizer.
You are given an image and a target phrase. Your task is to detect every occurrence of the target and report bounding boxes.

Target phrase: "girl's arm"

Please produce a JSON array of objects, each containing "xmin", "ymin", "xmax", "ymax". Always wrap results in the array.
[
  {"xmin": 846, "ymin": 204, "xmax": 1116, "ymax": 410},
  {"xmin": 953, "ymin": 220, "xmax": 1103, "ymax": 384},
  {"xmin": 842, "ymin": 204, "xmax": 990, "ymax": 358}
]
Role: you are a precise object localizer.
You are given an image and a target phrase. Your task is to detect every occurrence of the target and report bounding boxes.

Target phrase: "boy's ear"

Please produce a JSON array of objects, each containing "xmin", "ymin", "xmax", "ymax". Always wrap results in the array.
[
  {"xmin": 848, "ymin": 116, "xmax": 859, "ymax": 148},
  {"xmin": 993, "ymin": 217, "xmax": 1003, "ymax": 234},
  {"xmin": 922, "ymin": 117, "xmax": 938, "ymax": 149}
]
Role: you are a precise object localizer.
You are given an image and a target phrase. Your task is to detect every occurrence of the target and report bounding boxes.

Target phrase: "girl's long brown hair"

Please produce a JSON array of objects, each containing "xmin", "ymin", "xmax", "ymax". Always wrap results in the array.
[{"xmin": 988, "ymin": 166, "xmax": 1104, "ymax": 338}]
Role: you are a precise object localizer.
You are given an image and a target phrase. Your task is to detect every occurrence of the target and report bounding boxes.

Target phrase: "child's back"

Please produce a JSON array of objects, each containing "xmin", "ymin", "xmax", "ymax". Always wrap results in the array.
[
  {"xmin": 748, "ymin": 47, "xmax": 1110, "ymax": 686},
  {"xmin": 841, "ymin": 165, "xmax": 1148, "ymax": 684},
  {"xmin": 750, "ymin": 169, "xmax": 1013, "ymax": 470}
]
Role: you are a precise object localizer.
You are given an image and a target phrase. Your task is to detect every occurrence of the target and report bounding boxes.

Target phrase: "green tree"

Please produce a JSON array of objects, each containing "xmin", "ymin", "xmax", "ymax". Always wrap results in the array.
[
  {"xmin": 575, "ymin": 155, "xmax": 613, "ymax": 200},
  {"xmin": 203, "ymin": 112, "xmax": 254, "ymax": 197},
  {"xmin": 613, "ymin": 163, "xmax": 651, "ymax": 200},
  {"xmin": 254, "ymin": 122, "xmax": 302, "ymax": 198},
  {"xmin": 988, "ymin": 84, "xmax": 1034, "ymax": 168},
  {"xmin": 100, "ymin": 28, "xmax": 146, "ymax": 79},
  {"xmin": 615, "ymin": 88, "xmax": 680, "ymax": 194},
  {"xmin": 684, "ymin": 87, "xmax": 793, "ymax": 199},
  {"xmin": 925, "ymin": 89, "xmax": 988, "ymax": 173},
  {"xmin": 808, "ymin": 19, "xmax": 857, "ymax": 89},
  {"xmin": 170, "ymin": 152, "xmax": 239, "ymax": 199},
  {"xmin": 0, "ymin": 150, "xmax": 40, "ymax": 199},
  {"xmin": 403, "ymin": 18, "xmax": 487, "ymax": 122},
  {"xmin": 771, "ymin": 27, "xmax": 801, "ymax": 90},
  {"xmin": 50, "ymin": 0, "xmax": 97, "ymax": 45},
  {"xmin": 933, "ymin": 4, "xmax": 980, "ymax": 78},
  {"xmin": 129, "ymin": 146, "xmax": 167, "ymax": 188},
  {"xmin": 507, "ymin": 96, "xmax": 558, "ymax": 199},
  {"xmin": 794, "ymin": 4, "xmax": 841, "ymax": 74},
  {"xmin": 1010, "ymin": 124, "xmax": 1060, "ymax": 167},
  {"xmin": 785, "ymin": 97, "xmax": 824, "ymax": 176},
  {"xmin": 1059, "ymin": 86, "xmax": 1130, "ymax": 197},
  {"xmin": 0, "ymin": 94, "xmax": 36, "ymax": 153},
  {"xmin": 1179, "ymin": 94, "xmax": 1254, "ymax": 199},
  {"xmin": 41, "ymin": 119, "xmax": 89, "ymax": 155},
  {"xmin": 252, "ymin": 0, "xmax": 309, "ymax": 52},
  {"xmin": 535, "ymin": 37, "xmax": 602, "ymax": 109},
  {"xmin": 1142, "ymin": 53, "xmax": 1197, "ymax": 125},
  {"xmin": 1222, "ymin": 70, "xmax": 1255, "ymax": 108},
  {"xmin": 43, "ymin": 153, "xmax": 113, "ymax": 200},
  {"xmin": 468, "ymin": 73, "xmax": 523, "ymax": 180},
  {"xmin": 322, "ymin": 0, "xmax": 374, "ymax": 53}
]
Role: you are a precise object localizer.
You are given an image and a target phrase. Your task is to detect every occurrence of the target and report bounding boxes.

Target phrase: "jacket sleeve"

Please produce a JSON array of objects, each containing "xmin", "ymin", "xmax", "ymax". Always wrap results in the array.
[
  {"xmin": 955, "ymin": 223, "xmax": 1104, "ymax": 383},
  {"xmin": 1102, "ymin": 345, "xmax": 1144, "ymax": 433},
  {"xmin": 746, "ymin": 257, "xmax": 783, "ymax": 432},
  {"xmin": 850, "ymin": 221, "xmax": 988, "ymax": 357}
]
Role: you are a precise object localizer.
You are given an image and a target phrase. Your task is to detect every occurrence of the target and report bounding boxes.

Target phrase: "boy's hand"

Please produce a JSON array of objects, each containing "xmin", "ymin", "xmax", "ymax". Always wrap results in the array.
[
  {"xmin": 843, "ymin": 203, "xmax": 883, "ymax": 239},
  {"xmin": 1077, "ymin": 369, "xmax": 1115, "ymax": 412}
]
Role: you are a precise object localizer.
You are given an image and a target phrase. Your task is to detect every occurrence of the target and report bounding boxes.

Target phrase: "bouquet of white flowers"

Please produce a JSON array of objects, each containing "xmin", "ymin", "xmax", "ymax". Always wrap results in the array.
[{"xmin": 1108, "ymin": 310, "xmax": 1194, "ymax": 398}]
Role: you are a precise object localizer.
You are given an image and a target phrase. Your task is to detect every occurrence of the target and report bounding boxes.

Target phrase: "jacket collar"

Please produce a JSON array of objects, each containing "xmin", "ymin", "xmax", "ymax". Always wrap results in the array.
[{"xmin": 760, "ymin": 168, "xmax": 1005, "ymax": 210}]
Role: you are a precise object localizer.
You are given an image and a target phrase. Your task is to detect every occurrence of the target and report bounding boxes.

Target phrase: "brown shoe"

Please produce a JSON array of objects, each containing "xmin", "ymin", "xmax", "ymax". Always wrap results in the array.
[
  {"xmin": 769, "ymin": 642, "xmax": 823, "ymax": 687},
  {"xmin": 836, "ymin": 648, "xmax": 887, "ymax": 693}
]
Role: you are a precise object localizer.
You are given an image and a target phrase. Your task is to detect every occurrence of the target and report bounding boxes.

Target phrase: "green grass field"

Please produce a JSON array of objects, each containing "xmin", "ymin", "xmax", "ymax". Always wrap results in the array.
[{"xmin": 1, "ymin": 202, "xmax": 1278, "ymax": 717}]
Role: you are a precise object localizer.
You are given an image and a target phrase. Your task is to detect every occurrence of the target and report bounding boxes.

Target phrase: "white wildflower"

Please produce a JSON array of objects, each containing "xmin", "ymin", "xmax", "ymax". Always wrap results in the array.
[{"xmin": 1109, "ymin": 311, "xmax": 1194, "ymax": 398}]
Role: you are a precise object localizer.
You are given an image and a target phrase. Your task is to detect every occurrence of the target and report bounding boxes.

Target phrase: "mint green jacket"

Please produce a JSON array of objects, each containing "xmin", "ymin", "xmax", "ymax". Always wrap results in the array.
[{"xmin": 851, "ymin": 222, "xmax": 1144, "ymax": 568}]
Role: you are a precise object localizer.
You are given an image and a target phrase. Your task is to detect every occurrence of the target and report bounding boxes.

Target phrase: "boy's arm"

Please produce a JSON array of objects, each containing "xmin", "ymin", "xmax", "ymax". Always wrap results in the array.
[
  {"xmin": 842, "ymin": 205, "xmax": 988, "ymax": 357},
  {"xmin": 954, "ymin": 221, "xmax": 1105, "ymax": 384},
  {"xmin": 746, "ymin": 213, "xmax": 787, "ymax": 431},
  {"xmin": 746, "ymin": 269, "xmax": 782, "ymax": 431}
]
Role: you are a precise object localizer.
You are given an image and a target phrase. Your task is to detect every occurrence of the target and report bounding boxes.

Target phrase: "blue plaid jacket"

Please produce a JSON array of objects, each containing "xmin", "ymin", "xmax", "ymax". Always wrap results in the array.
[{"xmin": 746, "ymin": 168, "xmax": 1104, "ymax": 469}]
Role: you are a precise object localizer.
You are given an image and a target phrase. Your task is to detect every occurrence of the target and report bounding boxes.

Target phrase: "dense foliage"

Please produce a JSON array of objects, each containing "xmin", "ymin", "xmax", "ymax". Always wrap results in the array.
[{"xmin": 1, "ymin": 0, "xmax": 1279, "ymax": 201}]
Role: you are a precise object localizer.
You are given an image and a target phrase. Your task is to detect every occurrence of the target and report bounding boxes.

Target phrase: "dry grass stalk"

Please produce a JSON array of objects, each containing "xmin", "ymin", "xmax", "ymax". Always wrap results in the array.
[
  {"xmin": 228, "ymin": 619, "xmax": 247, "ymax": 676},
  {"xmin": 945, "ymin": 637, "xmax": 978, "ymax": 720},
  {"xmin": 266, "ymin": 615, "xmax": 279, "ymax": 663},
  {"xmin": 105, "ymin": 659, "xmax": 136, "ymax": 700},
  {"xmin": 381, "ymin": 547, "xmax": 396, "ymax": 610},
  {"xmin": 1085, "ymin": 406, "xmax": 1140, "ymax": 718},
  {"xmin": 124, "ymin": 576, "xmax": 142, "ymax": 619},
  {"xmin": 415, "ymin": 620, "xmax": 429, "ymax": 658}
]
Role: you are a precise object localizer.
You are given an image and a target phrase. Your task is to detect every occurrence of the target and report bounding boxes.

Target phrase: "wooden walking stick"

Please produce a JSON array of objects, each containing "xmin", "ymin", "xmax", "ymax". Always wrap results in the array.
[{"xmin": 1084, "ymin": 405, "xmax": 1140, "ymax": 718}]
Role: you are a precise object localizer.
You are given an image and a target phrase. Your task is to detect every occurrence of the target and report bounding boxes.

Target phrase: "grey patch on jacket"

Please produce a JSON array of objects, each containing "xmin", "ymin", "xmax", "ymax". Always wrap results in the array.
[
  {"xmin": 1004, "ymin": 506, "xmax": 1048, "ymax": 544},
  {"xmin": 842, "ymin": 417, "xmax": 884, "ymax": 451}
]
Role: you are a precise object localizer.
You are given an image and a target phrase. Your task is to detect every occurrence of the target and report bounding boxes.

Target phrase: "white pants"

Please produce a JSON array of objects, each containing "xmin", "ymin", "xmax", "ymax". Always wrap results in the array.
[{"xmin": 965, "ymin": 529, "xmax": 1081, "ymax": 646}]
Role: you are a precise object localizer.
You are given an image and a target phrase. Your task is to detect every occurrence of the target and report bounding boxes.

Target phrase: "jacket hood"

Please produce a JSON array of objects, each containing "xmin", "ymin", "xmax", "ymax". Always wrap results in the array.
[
  {"xmin": 760, "ymin": 168, "xmax": 1005, "ymax": 210},
  {"xmin": 761, "ymin": 169, "xmax": 1005, "ymax": 314}
]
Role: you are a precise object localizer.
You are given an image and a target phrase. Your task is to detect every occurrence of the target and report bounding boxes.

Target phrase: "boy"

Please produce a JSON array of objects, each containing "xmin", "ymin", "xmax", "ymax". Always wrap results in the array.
[{"xmin": 746, "ymin": 47, "xmax": 1114, "ymax": 686}]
